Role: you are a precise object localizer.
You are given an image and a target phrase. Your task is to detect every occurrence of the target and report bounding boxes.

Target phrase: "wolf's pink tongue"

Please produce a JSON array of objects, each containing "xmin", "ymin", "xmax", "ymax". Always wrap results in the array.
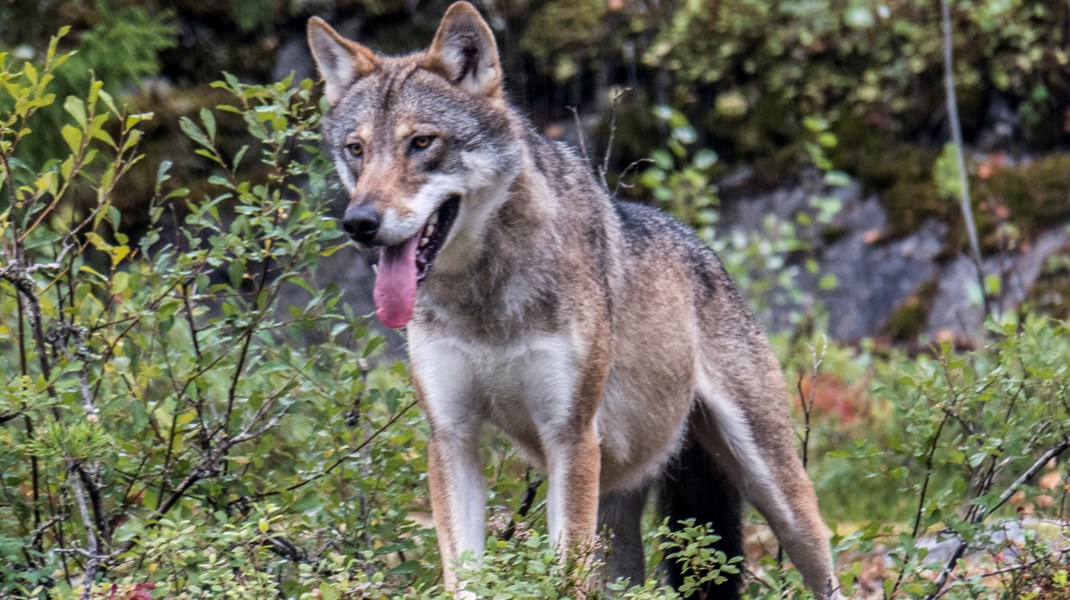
[{"xmin": 373, "ymin": 236, "xmax": 420, "ymax": 328}]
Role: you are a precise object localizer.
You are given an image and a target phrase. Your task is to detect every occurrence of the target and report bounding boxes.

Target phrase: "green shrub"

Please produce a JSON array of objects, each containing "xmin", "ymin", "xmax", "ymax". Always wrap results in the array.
[{"xmin": 0, "ymin": 33, "xmax": 431, "ymax": 598}]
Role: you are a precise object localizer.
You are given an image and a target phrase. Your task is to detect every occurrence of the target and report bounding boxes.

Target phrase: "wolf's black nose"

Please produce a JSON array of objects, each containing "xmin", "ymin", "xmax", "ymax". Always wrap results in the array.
[{"xmin": 343, "ymin": 205, "xmax": 381, "ymax": 244}]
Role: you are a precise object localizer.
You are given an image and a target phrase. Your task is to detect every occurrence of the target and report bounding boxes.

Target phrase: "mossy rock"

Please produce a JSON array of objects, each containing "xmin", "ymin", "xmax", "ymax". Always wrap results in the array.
[
  {"xmin": 882, "ymin": 279, "xmax": 940, "ymax": 343},
  {"xmin": 1026, "ymin": 248, "xmax": 1070, "ymax": 320},
  {"xmin": 879, "ymin": 180, "xmax": 951, "ymax": 237},
  {"xmin": 973, "ymin": 155, "xmax": 1070, "ymax": 238},
  {"xmin": 830, "ymin": 114, "xmax": 938, "ymax": 189}
]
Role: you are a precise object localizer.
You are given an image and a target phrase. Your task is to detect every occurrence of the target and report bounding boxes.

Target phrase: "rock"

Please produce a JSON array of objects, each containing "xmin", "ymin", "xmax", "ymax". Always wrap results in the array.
[
  {"xmin": 925, "ymin": 225, "xmax": 1070, "ymax": 340},
  {"xmin": 817, "ymin": 216, "xmax": 946, "ymax": 341},
  {"xmin": 722, "ymin": 173, "xmax": 947, "ymax": 340},
  {"xmin": 720, "ymin": 169, "xmax": 1069, "ymax": 342}
]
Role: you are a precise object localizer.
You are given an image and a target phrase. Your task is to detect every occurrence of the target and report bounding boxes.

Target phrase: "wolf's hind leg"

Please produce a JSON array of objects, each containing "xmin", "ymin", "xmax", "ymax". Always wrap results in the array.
[
  {"xmin": 692, "ymin": 374, "xmax": 837, "ymax": 599},
  {"xmin": 658, "ymin": 440, "xmax": 744, "ymax": 599},
  {"xmin": 597, "ymin": 485, "xmax": 649, "ymax": 588}
]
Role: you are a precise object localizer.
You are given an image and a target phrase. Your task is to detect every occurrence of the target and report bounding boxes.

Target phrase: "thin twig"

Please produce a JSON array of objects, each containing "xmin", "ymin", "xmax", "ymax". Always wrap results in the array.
[
  {"xmin": 613, "ymin": 158, "xmax": 654, "ymax": 197},
  {"xmin": 69, "ymin": 463, "xmax": 100, "ymax": 600},
  {"xmin": 889, "ymin": 411, "xmax": 949, "ymax": 599},
  {"xmin": 567, "ymin": 106, "xmax": 592, "ymax": 169},
  {"xmin": 284, "ymin": 399, "xmax": 419, "ymax": 494},
  {"xmin": 925, "ymin": 440, "xmax": 1070, "ymax": 599},
  {"xmin": 977, "ymin": 547, "xmax": 1070, "ymax": 578},
  {"xmin": 940, "ymin": 0, "xmax": 992, "ymax": 319},
  {"xmin": 599, "ymin": 88, "xmax": 630, "ymax": 190}
]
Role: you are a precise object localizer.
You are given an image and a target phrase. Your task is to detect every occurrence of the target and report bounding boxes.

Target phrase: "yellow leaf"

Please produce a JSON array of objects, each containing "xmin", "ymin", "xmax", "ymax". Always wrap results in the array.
[
  {"xmin": 84, "ymin": 232, "xmax": 112, "ymax": 252},
  {"xmin": 111, "ymin": 245, "xmax": 130, "ymax": 267}
]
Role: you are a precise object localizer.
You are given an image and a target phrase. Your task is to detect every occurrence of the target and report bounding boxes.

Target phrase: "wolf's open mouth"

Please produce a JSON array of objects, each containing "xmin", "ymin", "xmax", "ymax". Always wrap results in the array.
[
  {"xmin": 372, "ymin": 195, "xmax": 460, "ymax": 329},
  {"xmin": 415, "ymin": 195, "xmax": 460, "ymax": 283}
]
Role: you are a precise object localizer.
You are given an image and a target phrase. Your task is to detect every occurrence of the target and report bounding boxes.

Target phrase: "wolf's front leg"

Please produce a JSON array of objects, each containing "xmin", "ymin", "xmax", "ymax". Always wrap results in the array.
[
  {"xmin": 427, "ymin": 430, "xmax": 486, "ymax": 591},
  {"xmin": 526, "ymin": 332, "xmax": 608, "ymax": 552},
  {"xmin": 545, "ymin": 424, "xmax": 601, "ymax": 547},
  {"xmin": 410, "ymin": 334, "xmax": 484, "ymax": 593}
]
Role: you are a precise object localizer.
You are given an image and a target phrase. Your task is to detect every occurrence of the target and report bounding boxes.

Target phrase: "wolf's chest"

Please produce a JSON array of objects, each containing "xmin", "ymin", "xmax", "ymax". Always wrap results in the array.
[{"xmin": 408, "ymin": 327, "xmax": 581, "ymax": 463}]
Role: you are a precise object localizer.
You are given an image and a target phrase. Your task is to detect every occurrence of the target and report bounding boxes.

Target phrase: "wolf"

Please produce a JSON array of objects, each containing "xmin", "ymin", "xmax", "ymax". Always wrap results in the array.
[{"xmin": 307, "ymin": 3, "xmax": 838, "ymax": 598}]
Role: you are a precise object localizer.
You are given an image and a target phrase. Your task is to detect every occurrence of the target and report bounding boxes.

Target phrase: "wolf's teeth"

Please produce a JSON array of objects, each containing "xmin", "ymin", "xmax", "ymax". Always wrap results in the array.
[
  {"xmin": 420, "ymin": 237, "xmax": 430, "ymax": 247},
  {"xmin": 372, "ymin": 264, "xmax": 378, "ymax": 274},
  {"xmin": 425, "ymin": 223, "xmax": 435, "ymax": 236},
  {"xmin": 429, "ymin": 211, "xmax": 439, "ymax": 226}
]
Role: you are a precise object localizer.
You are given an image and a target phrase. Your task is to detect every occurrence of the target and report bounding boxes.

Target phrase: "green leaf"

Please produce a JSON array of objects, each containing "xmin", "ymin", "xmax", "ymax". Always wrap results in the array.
[
  {"xmin": 200, "ymin": 107, "xmax": 216, "ymax": 142},
  {"xmin": 845, "ymin": 6, "xmax": 874, "ymax": 28},
  {"xmin": 179, "ymin": 116, "xmax": 211, "ymax": 148},
  {"xmin": 22, "ymin": 61, "xmax": 37, "ymax": 86},
  {"xmin": 693, "ymin": 149, "xmax": 717, "ymax": 170},
  {"xmin": 97, "ymin": 89, "xmax": 119, "ymax": 116},
  {"xmin": 60, "ymin": 124, "xmax": 82, "ymax": 154},
  {"xmin": 63, "ymin": 96, "xmax": 86, "ymax": 127},
  {"xmin": 651, "ymin": 149, "xmax": 673, "ymax": 170},
  {"xmin": 112, "ymin": 272, "xmax": 129, "ymax": 294},
  {"xmin": 125, "ymin": 112, "xmax": 154, "ymax": 129}
]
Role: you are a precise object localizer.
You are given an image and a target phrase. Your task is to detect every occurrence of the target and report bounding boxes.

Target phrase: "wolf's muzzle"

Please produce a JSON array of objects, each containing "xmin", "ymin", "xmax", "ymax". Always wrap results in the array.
[{"xmin": 342, "ymin": 205, "xmax": 381, "ymax": 245}]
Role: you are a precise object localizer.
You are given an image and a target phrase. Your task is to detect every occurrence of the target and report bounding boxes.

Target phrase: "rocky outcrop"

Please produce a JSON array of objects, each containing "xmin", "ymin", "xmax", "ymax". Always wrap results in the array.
[{"xmin": 723, "ymin": 171, "xmax": 1070, "ymax": 342}]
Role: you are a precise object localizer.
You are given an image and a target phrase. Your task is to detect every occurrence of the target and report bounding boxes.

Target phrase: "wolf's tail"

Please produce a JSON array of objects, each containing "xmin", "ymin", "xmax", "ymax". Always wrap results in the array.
[{"xmin": 657, "ymin": 439, "xmax": 744, "ymax": 600}]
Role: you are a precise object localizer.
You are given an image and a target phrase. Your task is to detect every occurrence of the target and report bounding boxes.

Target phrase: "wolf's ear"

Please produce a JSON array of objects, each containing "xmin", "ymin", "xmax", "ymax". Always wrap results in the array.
[
  {"xmin": 423, "ymin": 2, "xmax": 502, "ymax": 96},
  {"xmin": 307, "ymin": 17, "xmax": 377, "ymax": 106}
]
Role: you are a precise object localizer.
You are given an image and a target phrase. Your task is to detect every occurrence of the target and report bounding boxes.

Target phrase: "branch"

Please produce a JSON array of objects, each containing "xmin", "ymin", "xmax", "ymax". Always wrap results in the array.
[
  {"xmin": 613, "ymin": 158, "xmax": 654, "ymax": 197},
  {"xmin": 69, "ymin": 463, "xmax": 101, "ymax": 600},
  {"xmin": 890, "ymin": 411, "xmax": 950, "ymax": 599},
  {"xmin": 976, "ymin": 547, "xmax": 1070, "ymax": 578},
  {"xmin": 599, "ymin": 88, "xmax": 630, "ymax": 190},
  {"xmin": 925, "ymin": 440, "xmax": 1070, "ymax": 599},
  {"xmin": 940, "ymin": 0, "xmax": 992, "ymax": 319},
  {"xmin": 567, "ymin": 106, "xmax": 592, "ymax": 170},
  {"xmin": 284, "ymin": 399, "xmax": 418, "ymax": 494}
]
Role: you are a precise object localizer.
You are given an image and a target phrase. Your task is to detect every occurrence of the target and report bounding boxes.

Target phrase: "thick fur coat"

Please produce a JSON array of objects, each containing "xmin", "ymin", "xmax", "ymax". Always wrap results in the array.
[{"xmin": 308, "ymin": 4, "xmax": 838, "ymax": 598}]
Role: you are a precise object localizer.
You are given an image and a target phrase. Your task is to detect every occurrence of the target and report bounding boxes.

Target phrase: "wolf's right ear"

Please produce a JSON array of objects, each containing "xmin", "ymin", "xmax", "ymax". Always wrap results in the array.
[
  {"xmin": 423, "ymin": 2, "xmax": 502, "ymax": 97},
  {"xmin": 307, "ymin": 17, "xmax": 377, "ymax": 106}
]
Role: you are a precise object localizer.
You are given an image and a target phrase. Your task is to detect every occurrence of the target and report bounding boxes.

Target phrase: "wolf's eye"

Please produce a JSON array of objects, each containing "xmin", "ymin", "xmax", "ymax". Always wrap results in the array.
[
  {"xmin": 411, "ymin": 135, "xmax": 434, "ymax": 150},
  {"xmin": 346, "ymin": 143, "xmax": 363, "ymax": 158}
]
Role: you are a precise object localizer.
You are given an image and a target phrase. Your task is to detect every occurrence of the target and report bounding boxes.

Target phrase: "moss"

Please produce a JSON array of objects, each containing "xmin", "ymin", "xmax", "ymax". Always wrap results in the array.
[
  {"xmin": 824, "ymin": 112, "xmax": 1070, "ymax": 258},
  {"xmin": 973, "ymin": 155, "xmax": 1070, "ymax": 239},
  {"xmin": 521, "ymin": 0, "xmax": 607, "ymax": 79},
  {"xmin": 1024, "ymin": 249, "xmax": 1070, "ymax": 321},
  {"xmin": 880, "ymin": 180, "xmax": 952, "ymax": 237},
  {"xmin": 831, "ymin": 115, "xmax": 937, "ymax": 190},
  {"xmin": 882, "ymin": 280, "xmax": 940, "ymax": 343}
]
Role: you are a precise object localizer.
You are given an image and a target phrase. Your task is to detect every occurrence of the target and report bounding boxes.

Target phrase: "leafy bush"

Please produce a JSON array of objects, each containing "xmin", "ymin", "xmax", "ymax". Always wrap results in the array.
[
  {"xmin": 646, "ymin": 0, "xmax": 1070, "ymax": 151},
  {"xmin": 0, "ymin": 32, "xmax": 432, "ymax": 598}
]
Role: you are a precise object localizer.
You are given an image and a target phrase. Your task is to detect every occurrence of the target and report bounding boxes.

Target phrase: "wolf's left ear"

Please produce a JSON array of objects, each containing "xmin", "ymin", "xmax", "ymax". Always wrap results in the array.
[
  {"xmin": 423, "ymin": 2, "xmax": 502, "ymax": 97},
  {"xmin": 307, "ymin": 17, "xmax": 378, "ymax": 106}
]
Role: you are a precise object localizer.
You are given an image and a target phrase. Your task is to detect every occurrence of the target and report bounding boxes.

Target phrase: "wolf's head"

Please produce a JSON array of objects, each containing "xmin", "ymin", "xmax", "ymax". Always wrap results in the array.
[{"xmin": 308, "ymin": 2, "xmax": 521, "ymax": 328}]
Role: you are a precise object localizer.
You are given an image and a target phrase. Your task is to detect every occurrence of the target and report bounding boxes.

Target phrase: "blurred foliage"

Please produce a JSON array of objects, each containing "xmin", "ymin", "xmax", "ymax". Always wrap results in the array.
[
  {"xmin": 641, "ymin": 106, "xmax": 843, "ymax": 328},
  {"xmin": 0, "ymin": 3, "xmax": 175, "ymax": 168},
  {"xmin": 644, "ymin": 0, "xmax": 1070, "ymax": 150}
]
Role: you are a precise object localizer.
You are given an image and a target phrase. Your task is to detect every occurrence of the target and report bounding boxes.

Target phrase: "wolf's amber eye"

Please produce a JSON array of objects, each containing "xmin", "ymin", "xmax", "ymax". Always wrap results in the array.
[
  {"xmin": 412, "ymin": 135, "xmax": 434, "ymax": 150},
  {"xmin": 346, "ymin": 143, "xmax": 363, "ymax": 158}
]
